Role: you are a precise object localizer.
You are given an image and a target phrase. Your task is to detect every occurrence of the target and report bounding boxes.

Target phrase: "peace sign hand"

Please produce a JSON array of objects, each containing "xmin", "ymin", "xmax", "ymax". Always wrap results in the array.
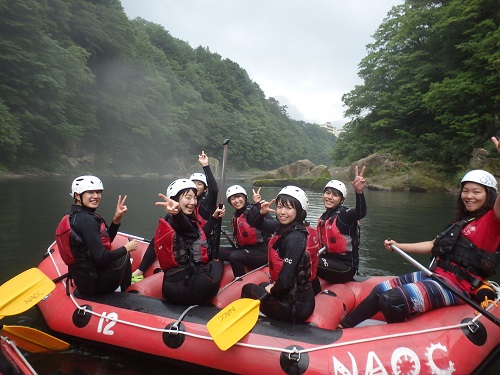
[
  {"xmin": 198, "ymin": 151, "xmax": 209, "ymax": 167},
  {"xmin": 113, "ymin": 195, "xmax": 128, "ymax": 224},
  {"xmin": 260, "ymin": 199, "xmax": 276, "ymax": 215},
  {"xmin": 352, "ymin": 165, "xmax": 366, "ymax": 194},
  {"xmin": 155, "ymin": 193, "xmax": 180, "ymax": 215},
  {"xmin": 252, "ymin": 187, "xmax": 263, "ymax": 204}
]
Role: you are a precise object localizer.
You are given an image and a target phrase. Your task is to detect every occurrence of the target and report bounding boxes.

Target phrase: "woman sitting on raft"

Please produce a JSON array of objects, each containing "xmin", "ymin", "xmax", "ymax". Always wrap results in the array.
[
  {"xmin": 241, "ymin": 186, "xmax": 320, "ymax": 323},
  {"xmin": 340, "ymin": 137, "xmax": 500, "ymax": 328},
  {"xmin": 152, "ymin": 178, "xmax": 225, "ymax": 305}
]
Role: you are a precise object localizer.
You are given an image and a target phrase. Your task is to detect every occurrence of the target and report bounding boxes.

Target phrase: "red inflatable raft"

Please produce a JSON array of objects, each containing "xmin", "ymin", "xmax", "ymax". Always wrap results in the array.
[{"xmin": 36, "ymin": 232, "xmax": 500, "ymax": 374}]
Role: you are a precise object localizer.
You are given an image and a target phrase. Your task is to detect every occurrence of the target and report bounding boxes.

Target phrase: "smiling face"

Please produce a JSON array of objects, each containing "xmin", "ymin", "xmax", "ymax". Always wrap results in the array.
[
  {"xmin": 193, "ymin": 181, "xmax": 206, "ymax": 197},
  {"xmin": 229, "ymin": 193, "xmax": 246, "ymax": 210},
  {"xmin": 323, "ymin": 188, "xmax": 343, "ymax": 209},
  {"xmin": 275, "ymin": 199, "xmax": 297, "ymax": 225},
  {"xmin": 77, "ymin": 190, "xmax": 102, "ymax": 209},
  {"xmin": 178, "ymin": 189, "xmax": 197, "ymax": 215},
  {"xmin": 461, "ymin": 182, "xmax": 487, "ymax": 213}
]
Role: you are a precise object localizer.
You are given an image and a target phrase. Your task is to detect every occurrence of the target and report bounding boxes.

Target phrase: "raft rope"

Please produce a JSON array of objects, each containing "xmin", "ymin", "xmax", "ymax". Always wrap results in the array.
[
  {"xmin": 216, "ymin": 263, "xmax": 270, "ymax": 295},
  {"xmin": 45, "ymin": 244, "xmax": 500, "ymax": 357}
]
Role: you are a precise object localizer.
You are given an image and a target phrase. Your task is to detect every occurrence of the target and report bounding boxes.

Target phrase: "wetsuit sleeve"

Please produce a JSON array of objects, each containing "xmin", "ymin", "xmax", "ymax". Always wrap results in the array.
[
  {"xmin": 271, "ymin": 230, "xmax": 308, "ymax": 295},
  {"xmin": 203, "ymin": 215, "xmax": 218, "ymax": 236},
  {"xmin": 75, "ymin": 213, "xmax": 127, "ymax": 265},
  {"xmin": 246, "ymin": 204, "xmax": 279, "ymax": 234},
  {"xmin": 107, "ymin": 222, "xmax": 120, "ymax": 242},
  {"xmin": 340, "ymin": 192, "xmax": 367, "ymax": 223},
  {"xmin": 203, "ymin": 165, "xmax": 219, "ymax": 211}
]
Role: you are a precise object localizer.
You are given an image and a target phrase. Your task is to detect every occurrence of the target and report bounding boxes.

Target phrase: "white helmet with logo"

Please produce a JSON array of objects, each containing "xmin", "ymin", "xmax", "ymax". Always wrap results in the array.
[
  {"xmin": 324, "ymin": 180, "xmax": 347, "ymax": 198},
  {"xmin": 226, "ymin": 185, "xmax": 247, "ymax": 201},
  {"xmin": 167, "ymin": 179, "xmax": 197, "ymax": 199},
  {"xmin": 277, "ymin": 186, "xmax": 309, "ymax": 211},
  {"xmin": 71, "ymin": 175, "xmax": 104, "ymax": 198},
  {"xmin": 189, "ymin": 172, "xmax": 207, "ymax": 186},
  {"xmin": 461, "ymin": 170, "xmax": 498, "ymax": 191}
]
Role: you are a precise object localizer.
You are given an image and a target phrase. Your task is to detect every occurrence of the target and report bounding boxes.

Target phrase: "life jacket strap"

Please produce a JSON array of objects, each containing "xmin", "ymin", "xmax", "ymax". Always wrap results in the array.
[{"xmin": 432, "ymin": 259, "xmax": 483, "ymax": 290}]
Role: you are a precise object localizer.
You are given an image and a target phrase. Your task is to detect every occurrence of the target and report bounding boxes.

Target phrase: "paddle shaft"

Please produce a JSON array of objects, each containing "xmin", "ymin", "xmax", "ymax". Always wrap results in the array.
[
  {"xmin": 218, "ymin": 139, "xmax": 230, "ymax": 205},
  {"xmin": 118, "ymin": 232, "xmax": 151, "ymax": 243},
  {"xmin": 214, "ymin": 139, "xmax": 230, "ymax": 258},
  {"xmin": 390, "ymin": 244, "xmax": 500, "ymax": 327},
  {"xmin": 221, "ymin": 227, "xmax": 237, "ymax": 248}
]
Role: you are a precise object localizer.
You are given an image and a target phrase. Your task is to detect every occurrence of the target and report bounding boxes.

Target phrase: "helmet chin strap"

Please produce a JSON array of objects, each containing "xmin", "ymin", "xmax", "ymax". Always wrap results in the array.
[{"xmin": 75, "ymin": 193, "xmax": 89, "ymax": 208}]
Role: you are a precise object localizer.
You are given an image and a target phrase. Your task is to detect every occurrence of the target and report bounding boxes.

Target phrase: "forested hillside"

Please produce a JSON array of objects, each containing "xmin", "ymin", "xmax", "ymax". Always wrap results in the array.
[
  {"xmin": 335, "ymin": 0, "xmax": 499, "ymax": 170},
  {"xmin": 1, "ymin": 0, "xmax": 498, "ymax": 176},
  {"xmin": 0, "ymin": 0, "xmax": 335, "ymax": 174}
]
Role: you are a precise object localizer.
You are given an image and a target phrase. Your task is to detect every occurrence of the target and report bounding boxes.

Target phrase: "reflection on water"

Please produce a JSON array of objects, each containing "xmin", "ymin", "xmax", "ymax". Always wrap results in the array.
[{"xmin": 0, "ymin": 176, "xmax": 498, "ymax": 374}]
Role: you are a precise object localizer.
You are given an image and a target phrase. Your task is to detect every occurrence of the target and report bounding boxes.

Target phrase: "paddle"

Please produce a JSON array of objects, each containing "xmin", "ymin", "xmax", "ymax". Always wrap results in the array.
[
  {"xmin": 207, "ymin": 245, "xmax": 327, "ymax": 350},
  {"xmin": 0, "ymin": 268, "xmax": 70, "ymax": 352},
  {"xmin": 0, "ymin": 268, "xmax": 55, "ymax": 317},
  {"xmin": 1, "ymin": 325, "xmax": 70, "ymax": 353},
  {"xmin": 213, "ymin": 138, "xmax": 230, "ymax": 259},
  {"xmin": 390, "ymin": 244, "xmax": 500, "ymax": 327},
  {"xmin": 207, "ymin": 297, "xmax": 260, "ymax": 351},
  {"xmin": 220, "ymin": 227, "xmax": 237, "ymax": 249},
  {"xmin": 118, "ymin": 232, "xmax": 151, "ymax": 243}
]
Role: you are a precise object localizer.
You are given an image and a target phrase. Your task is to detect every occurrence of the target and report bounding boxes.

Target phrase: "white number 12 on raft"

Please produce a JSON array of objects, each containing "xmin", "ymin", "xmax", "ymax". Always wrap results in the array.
[{"xmin": 97, "ymin": 312, "xmax": 118, "ymax": 335}]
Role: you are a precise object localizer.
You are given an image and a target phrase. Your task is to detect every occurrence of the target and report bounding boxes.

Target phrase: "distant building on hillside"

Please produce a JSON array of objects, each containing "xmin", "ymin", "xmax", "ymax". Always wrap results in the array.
[{"xmin": 319, "ymin": 121, "xmax": 344, "ymax": 137}]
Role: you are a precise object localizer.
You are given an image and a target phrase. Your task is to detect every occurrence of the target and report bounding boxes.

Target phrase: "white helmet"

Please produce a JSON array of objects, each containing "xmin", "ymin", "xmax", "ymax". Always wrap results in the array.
[
  {"xmin": 226, "ymin": 185, "xmax": 247, "ymax": 201},
  {"xmin": 277, "ymin": 186, "xmax": 309, "ymax": 211},
  {"xmin": 167, "ymin": 179, "xmax": 197, "ymax": 199},
  {"xmin": 71, "ymin": 175, "xmax": 104, "ymax": 198},
  {"xmin": 461, "ymin": 170, "xmax": 498, "ymax": 192},
  {"xmin": 324, "ymin": 180, "xmax": 347, "ymax": 198},
  {"xmin": 189, "ymin": 172, "xmax": 207, "ymax": 186}
]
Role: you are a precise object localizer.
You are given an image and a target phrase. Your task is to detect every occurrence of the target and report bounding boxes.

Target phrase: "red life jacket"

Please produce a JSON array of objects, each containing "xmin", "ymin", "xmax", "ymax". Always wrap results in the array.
[
  {"xmin": 317, "ymin": 215, "xmax": 353, "ymax": 254},
  {"xmin": 154, "ymin": 217, "xmax": 209, "ymax": 271},
  {"xmin": 268, "ymin": 225, "xmax": 320, "ymax": 283},
  {"xmin": 194, "ymin": 206, "xmax": 207, "ymax": 228},
  {"xmin": 55, "ymin": 211, "xmax": 111, "ymax": 266},
  {"xmin": 232, "ymin": 207, "xmax": 262, "ymax": 246}
]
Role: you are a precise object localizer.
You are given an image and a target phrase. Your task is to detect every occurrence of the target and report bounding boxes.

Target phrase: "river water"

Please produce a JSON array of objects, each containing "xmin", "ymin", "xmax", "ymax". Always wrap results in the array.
[{"xmin": 0, "ymin": 176, "xmax": 498, "ymax": 374}]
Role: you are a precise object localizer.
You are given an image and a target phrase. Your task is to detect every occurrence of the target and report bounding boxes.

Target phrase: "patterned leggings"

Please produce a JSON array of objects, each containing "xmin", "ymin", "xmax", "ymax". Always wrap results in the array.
[
  {"xmin": 375, "ymin": 271, "xmax": 466, "ymax": 319},
  {"xmin": 341, "ymin": 271, "xmax": 467, "ymax": 327}
]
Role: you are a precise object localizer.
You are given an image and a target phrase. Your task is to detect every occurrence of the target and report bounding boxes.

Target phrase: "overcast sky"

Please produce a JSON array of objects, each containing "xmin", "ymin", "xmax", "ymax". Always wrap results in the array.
[{"xmin": 120, "ymin": 0, "xmax": 403, "ymax": 125}]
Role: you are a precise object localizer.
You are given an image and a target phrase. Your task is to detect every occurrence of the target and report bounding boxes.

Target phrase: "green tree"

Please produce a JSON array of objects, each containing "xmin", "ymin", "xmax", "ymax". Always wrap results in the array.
[{"xmin": 335, "ymin": 0, "xmax": 499, "ymax": 170}]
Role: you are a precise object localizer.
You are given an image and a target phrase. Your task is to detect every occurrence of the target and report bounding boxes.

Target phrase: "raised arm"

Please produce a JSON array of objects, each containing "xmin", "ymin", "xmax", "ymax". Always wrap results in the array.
[{"xmin": 199, "ymin": 151, "xmax": 219, "ymax": 206}]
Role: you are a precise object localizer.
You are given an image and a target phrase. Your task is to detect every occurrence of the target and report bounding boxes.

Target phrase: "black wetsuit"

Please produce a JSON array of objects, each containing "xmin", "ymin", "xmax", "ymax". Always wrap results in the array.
[
  {"xmin": 316, "ymin": 192, "xmax": 367, "ymax": 287},
  {"xmin": 241, "ymin": 209, "xmax": 315, "ymax": 323},
  {"xmin": 65, "ymin": 205, "xmax": 131, "ymax": 295},
  {"xmin": 218, "ymin": 203, "xmax": 270, "ymax": 277}
]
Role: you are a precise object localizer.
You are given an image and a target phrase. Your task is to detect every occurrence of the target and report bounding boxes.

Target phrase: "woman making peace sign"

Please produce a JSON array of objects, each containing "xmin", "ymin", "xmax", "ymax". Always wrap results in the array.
[{"xmin": 314, "ymin": 166, "xmax": 367, "ymax": 291}]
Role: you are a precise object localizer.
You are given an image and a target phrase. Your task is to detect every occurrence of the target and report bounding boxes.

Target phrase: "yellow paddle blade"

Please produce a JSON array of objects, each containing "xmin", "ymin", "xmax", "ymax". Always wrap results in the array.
[
  {"xmin": 207, "ymin": 298, "xmax": 260, "ymax": 351},
  {"xmin": 1, "ymin": 325, "xmax": 70, "ymax": 353},
  {"xmin": 0, "ymin": 268, "xmax": 55, "ymax": 316}
]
